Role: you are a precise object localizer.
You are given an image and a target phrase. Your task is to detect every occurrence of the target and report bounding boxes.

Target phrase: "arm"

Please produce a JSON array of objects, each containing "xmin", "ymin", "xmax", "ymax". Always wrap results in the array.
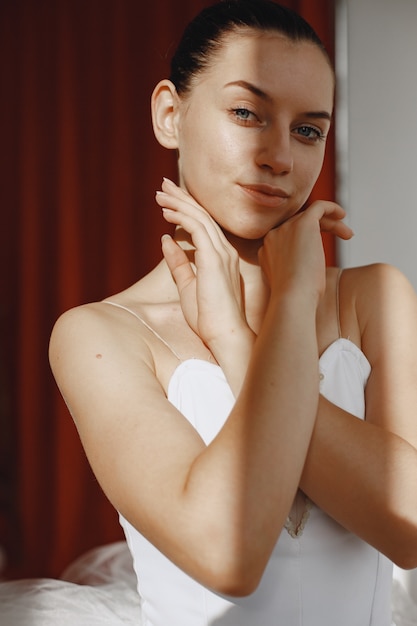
[
  {"xmin": 300, "ymin": 263, "xmax": 417, "ymax": 569},
  {"xmin": 50, "ymin": 189, "xmax": 351, "ymax": 595}
]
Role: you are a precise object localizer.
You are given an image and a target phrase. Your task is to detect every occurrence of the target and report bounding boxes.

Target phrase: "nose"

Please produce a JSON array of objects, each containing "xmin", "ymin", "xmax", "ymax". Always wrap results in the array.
[{"xmin": 255, "ymin": 128, "xmax": 293, "ymax": 175}]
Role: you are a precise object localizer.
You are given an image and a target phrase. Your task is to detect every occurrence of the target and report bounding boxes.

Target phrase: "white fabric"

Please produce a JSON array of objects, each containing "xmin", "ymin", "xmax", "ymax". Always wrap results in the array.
[
  {"xmin": 0, "ymin": 542, "xmax": 140, "ymax": 625},
  {"xmin": 394, "ymin": 566, "xmax": 417, "ymax": 609},
  {"xmin": 120, "ymin": 338, "xmax": 392, "ymax": 625},
  {"xmin": 392, "ymin": 579, "xmax": 417, "ymax": 626}
]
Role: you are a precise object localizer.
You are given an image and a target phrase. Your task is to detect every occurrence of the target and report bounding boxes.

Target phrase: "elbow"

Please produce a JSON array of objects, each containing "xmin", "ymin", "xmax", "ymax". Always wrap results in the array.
[
  {"xmin": 186, "ymin": 509, "xmax": 276, "ymax": 596},
  {"xmin": 208, "ymin": 564, "xmax": 263, "ymax": 598},
  {"xmin": 382, "ymin": 512, "xmax": 417, "ymax": 570},
  {"xmin": 389, "ymin": 542, "xmax": 417, "ymax": 571},
  {"xmin": 196, "ymin": 541, "xmax": 266, "ymax": 597}
]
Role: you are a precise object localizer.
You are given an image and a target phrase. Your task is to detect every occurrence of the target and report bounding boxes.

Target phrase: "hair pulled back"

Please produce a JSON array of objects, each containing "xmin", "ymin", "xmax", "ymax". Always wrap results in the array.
[{"xmin": 170, "ymin": 0, "xmax": 329, "ymax": 96}]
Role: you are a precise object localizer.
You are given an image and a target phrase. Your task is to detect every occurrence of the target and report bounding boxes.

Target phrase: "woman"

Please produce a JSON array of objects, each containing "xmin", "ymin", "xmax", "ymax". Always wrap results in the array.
[{"xmin": 49, "ymin": 1, "xmax": 417, "ymax": 624}]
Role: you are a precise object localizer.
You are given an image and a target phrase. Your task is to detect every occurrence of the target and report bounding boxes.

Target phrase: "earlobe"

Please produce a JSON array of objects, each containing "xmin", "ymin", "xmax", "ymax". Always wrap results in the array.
[{"xmin": 151, "ymin": 80, "xmax": 180, "ymax": 149}]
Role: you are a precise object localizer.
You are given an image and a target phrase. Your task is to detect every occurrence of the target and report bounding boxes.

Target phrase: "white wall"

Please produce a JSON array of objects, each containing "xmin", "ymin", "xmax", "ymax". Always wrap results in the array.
[
  {"xmin": 337, "ymin": 0, "xmax": 417, "ymax": 291},
  {"xmin": 336, "ymin": 0, "xmax": 417, "ymax": 604}
]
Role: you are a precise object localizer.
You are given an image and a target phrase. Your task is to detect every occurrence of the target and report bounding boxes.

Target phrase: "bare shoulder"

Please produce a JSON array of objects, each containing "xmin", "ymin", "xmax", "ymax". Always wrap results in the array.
[
  {"xmin": 342, "ymin": 261, "xmax": 414, "ymax": 292},
  {"xmin": 341, "ymin": 263, "xmax": 417, "ymax": 362},
  {"xmin": 50, "ymin": 303, "xmax": 113, "ymax": 354},
  {"xmin": 342, "ymin": 262, "xmax": 417, "ymax": 320},
  {"xmin": 340, "ymin": 262, "xmax": 411, "ymax": 294},
  {"xmin": 49, "ymin": 301, "xmax": 155, "ymax": 385},
  {"xmin": 50, "ymin": 300, "xmax": 151, "ymax": 350},
  {"xmin": 48, "ymin": 301, "xmax": 166, "ymax": 448}
]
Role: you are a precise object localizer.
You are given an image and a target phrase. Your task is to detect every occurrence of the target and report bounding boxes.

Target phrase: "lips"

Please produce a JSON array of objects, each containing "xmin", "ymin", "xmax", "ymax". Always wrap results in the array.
[{"xmin": 239, "ymin": 183, "xmax": 290, "ymax": 208}]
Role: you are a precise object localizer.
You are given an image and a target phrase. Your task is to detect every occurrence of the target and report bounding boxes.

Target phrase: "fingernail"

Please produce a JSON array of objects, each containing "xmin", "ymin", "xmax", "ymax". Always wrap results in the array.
[{"xmin": 162, "ymin": 177, "xmax": 175, "ymax": 186}]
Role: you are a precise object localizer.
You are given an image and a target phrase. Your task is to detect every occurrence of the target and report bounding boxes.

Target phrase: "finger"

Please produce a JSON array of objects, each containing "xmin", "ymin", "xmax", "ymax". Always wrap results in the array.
[
  {"xmin": 157, "ymin": 189, "xmax": 221, "ymax": 241},
  {"xmin": 319, "ymin": 217, "xmax": 354, "ymax": 240},
  {"xmin": 156, "ymin": 190, "xmax": 205, "ymax": 216},
  {"xmin": 157, "ymin": 182, "xmax": 240, "ymax": 276},
  {"xmin": 160, "ymin": 199, "xmax": 232, "ymax": 260},
  {"xmin": 161, "ymin": 178, "xmax": 207, "ymax": 215},
  {"xmin": 305, "ymin": 201, "xmax": 353, "ymax": 240},
  {"xmin": 307, "ymin": 200, "xmax": 346, "ymax": 220},
  {"xmin": 161, "ymin": 209, "xmax": 235, "ymax": 281},
  {"xmin": 161, "ymin": 234, "xmax": 195, "ymax": 293},
  {"xmin": 158, "ymin": 181, "xmax": 228, "ymax": 247}
]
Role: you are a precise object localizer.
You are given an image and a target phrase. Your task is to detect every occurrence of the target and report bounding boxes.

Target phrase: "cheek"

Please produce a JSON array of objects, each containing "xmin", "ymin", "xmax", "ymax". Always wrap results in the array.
[
  {"xmin": 296, "ymin": 149, "xmax": 326, "ymax": 191},
  {"xmin": 180, "ymin": 124, "xmax": 242, "ymax": 183}
]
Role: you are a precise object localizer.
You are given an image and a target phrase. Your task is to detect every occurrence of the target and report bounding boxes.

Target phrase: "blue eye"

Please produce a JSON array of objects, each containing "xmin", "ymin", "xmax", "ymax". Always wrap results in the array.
[
  {"xmin": 295, "ymin": 125, "xmax": 326, "ymax": 142},
  {"xmin": 235, "ymin": 108, "xmax": 250, "ymax": 119},
  {"xmin": 230, "ymin": 107, "xmax": 257, "ymax": 123}
]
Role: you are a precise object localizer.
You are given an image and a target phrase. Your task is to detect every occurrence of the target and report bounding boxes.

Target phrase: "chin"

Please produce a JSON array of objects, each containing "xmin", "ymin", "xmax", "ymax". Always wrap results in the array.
[
  {"xmin": 221, "ymin": 225, "xmax": 269, "ymax": 246},
  {"xmin": 231, "ymin": 219, "xmax": 279, "ymax": 239}
]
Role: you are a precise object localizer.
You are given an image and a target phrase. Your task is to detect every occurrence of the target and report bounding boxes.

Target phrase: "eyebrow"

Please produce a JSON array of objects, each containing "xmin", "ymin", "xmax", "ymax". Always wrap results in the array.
[
  {"xmin": 224, "ymin": 80, "xmax": 332, "ymax": 121},
  {"xmin": 225, "ymin": 80, "xmax": 272, "ymax": 101}
]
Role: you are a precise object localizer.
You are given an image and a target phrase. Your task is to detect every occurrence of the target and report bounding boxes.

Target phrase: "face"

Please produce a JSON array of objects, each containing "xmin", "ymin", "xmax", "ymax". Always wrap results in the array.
[{"xmin": 175, "ymin": 31, "xmax": 334, "ymax": 241}]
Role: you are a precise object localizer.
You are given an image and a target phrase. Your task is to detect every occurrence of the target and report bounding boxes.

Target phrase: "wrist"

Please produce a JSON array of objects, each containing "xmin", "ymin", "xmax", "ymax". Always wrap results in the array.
[
  {"xmin": 208, "ymin": 324, "xmax": 255, "ymax": 362},
  {"xmin": 268, "ymin": 284, "xmax": 321, "ymax": 315}
]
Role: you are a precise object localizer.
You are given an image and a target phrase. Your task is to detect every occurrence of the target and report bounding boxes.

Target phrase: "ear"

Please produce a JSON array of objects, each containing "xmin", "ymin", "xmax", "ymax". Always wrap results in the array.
[{"xmin": 151, "ymin": 79, "xmax": 181, "ymax": 149}]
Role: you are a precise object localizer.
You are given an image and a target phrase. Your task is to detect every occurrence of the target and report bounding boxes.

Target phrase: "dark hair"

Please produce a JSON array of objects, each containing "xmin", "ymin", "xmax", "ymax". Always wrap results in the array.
[{"xmin": 170, "ymin": 0, "xmax": 330, "ymax": 95}]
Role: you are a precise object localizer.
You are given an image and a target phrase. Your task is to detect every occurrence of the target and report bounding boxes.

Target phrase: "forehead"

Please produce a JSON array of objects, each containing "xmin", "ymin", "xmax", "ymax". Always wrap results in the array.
[{"xmin": 195, "ymin": 32, "xmax": 334, "ymax": 108}]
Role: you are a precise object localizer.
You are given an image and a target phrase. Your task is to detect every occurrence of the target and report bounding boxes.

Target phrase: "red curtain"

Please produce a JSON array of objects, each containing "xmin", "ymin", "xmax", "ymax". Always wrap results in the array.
[{"xmin": 0, "ymin": 0, "xmax": 335, "ymax": 578}]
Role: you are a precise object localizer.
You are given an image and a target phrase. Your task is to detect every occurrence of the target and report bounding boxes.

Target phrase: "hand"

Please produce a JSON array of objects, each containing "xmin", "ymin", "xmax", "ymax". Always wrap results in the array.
[
  {"xmin": 156, "ymin": 179, "xmax": 252, "ymax": 352},
  {"xmin": 259, "ymin": 200, "xmax": 353, "ymax": 302}
]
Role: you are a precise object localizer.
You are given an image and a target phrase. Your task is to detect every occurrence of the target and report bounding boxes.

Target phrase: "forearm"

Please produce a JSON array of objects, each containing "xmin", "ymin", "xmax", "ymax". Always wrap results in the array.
[
  {"xmin": 300, "ymin": 395, "xmax": 417, "ymax": 568},
  {"xmin": 184, "ymin": 291, "xmax": 321, "ymax": 577},
  {"xmin": 236, "ymin": 292, "xmax": 320, "ymax": 524}
]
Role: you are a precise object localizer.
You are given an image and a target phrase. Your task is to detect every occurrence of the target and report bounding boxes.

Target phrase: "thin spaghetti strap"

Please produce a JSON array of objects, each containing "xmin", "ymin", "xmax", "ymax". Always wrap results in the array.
[
  {"xmin": 336, "ymin": 268, "xmax": 343, "ymax": 338},
  {"xmin": 102, "ymin": 300, "xmax": 182, "ymax": 361}
]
